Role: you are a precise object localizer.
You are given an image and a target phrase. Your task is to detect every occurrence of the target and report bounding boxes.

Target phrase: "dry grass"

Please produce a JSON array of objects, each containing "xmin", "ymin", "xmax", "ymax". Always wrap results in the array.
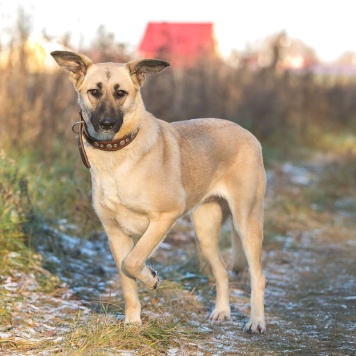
[
  {"xmin": 59, "ymin": 315, "xmax": 197, "ymax": 355},
  {"xmin": 0, "ymin": 283, "xmax": 208, "ymax": 355},
  {"xmin": 0, "ymin": 339, "xmax": 49, "ymax": 354},
  {"xmin": 0, "ymin": 316, "xmax": 201, "ymax": 355}
]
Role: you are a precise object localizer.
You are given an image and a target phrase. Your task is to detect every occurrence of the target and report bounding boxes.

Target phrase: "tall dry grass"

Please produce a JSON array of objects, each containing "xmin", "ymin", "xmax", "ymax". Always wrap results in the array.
[
  {"xmin": 1, "ymin": 11, "xmax": 356, "ymax": 162},
  {"xmin": 1, "ymin": 49, "xmax": 355, "ymax": 161}
]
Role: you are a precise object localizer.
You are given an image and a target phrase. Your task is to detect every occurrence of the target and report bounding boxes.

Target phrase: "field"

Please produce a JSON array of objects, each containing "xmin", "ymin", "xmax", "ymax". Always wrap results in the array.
[
  {"xmin": 1, "ymin": 145, "xmax": 355, "ymax": 355},
  {"xmin": 0, "ymin": 18, "xmax": 355, "ymax": 355}
]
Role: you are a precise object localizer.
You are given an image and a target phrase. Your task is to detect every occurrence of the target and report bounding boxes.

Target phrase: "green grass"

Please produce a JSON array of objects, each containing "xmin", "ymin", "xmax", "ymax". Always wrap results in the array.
[
  {"xmin": 5, "ymin": 145, "xmax": 101, "ymax": 235},
  {"xmin": 0, "ymin": 150, "xmax": 63, "ymax": 328},
  {"xmin": 0, "ymin": 149, "xmax": 35, "ymax": 273}
]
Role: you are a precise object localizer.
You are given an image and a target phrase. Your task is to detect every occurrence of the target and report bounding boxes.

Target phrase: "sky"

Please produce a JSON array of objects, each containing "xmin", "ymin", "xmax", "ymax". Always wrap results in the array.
[{"xmin": 0, "ymin": 0, "xmax": 355, "ymax": 63}]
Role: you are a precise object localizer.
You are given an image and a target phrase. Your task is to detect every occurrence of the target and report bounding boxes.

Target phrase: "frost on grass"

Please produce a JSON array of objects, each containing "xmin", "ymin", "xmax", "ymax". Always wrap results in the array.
[{"xmin": 1, "ymin": 158, "xmax": 356, "ymax": 355}]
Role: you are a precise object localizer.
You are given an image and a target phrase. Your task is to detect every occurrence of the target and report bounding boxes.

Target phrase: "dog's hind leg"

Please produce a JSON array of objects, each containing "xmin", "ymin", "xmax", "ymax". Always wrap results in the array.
[
  {"xmin": 191, "ymin": 201, "xmax": 231, "ymax": 321},
  {"xmin": 231, "ymin": 223, "xmax": 248, "ymax": 274},
  {"xmin": 226, "ymin": 163, "xmax": 266, "ymax": 333},
  {"xmin": 219, "ymin": 201, "xmax": 248, "ymax": 275}
]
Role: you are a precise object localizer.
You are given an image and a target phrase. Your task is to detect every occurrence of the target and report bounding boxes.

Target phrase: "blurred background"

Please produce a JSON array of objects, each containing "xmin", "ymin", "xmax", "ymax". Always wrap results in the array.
[{"xmin": 0, "ymin": 0, "xmax": 355, "ymax": 240}]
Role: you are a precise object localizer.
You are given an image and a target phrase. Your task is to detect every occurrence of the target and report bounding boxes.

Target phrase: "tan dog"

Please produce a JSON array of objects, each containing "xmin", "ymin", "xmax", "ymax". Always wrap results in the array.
[{"xmin": 51, "ymin": 50, "xmax": 266, "ymax": 333}]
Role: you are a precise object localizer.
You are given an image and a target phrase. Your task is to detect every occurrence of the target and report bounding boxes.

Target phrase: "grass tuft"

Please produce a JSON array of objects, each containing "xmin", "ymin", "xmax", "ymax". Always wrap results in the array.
[
  {"xmin": 59, "ymin": 314, "xmax": 202, "ymax": 355},
  {"xmin": 0, "ymin": 338, "xmax": 48, "ymax": 354}
]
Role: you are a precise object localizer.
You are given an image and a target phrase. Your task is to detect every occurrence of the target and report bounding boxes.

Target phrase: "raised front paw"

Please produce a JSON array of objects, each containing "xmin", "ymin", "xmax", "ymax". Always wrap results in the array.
[
  {"xmin": 122, "ymin": 259, "xmax": 160, "ymax": 290},
  {"xmin": 138, "ymin": 265, "xmax": 160, "ymax": 291},
  {"xmin": 147, "ymin": 265, "xmax": 160, "ymax": 290},
  {"xmin": 243, "ymin": 319, "xmax": 266, "ymax": 333}
]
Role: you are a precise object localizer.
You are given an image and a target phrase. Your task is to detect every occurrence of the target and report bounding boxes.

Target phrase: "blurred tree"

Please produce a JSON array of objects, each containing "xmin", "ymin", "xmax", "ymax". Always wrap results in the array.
[
  {"xmin": 85, "ymin": 25, "xmax": 130, "ymax": 63},
  {"xmin": 4, "ymin": 8, "xmax": 32, "ymax": 145}
]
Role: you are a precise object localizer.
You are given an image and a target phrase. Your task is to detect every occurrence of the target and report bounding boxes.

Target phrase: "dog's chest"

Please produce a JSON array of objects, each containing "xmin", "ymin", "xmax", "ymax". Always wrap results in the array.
[{"xmin": 90, "ymin": 166, "xmax": 150, "ymax": 236}]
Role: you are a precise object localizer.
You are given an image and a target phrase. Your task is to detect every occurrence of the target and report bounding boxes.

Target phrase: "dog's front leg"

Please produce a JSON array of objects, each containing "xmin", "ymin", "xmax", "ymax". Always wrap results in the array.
[
  {"xmin": 103, "ymin": 223, "xmax": 142, "ymax": 324},
  {"xmin": 122, "ymin": 212, "xmax": 179, "ymax": 290}
]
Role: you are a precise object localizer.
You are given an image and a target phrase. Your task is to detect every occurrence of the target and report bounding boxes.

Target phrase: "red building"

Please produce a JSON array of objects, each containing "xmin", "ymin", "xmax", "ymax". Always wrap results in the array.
[{"xmin": 138, "ymin": 22, "xmax": 217, "ymax": 68}]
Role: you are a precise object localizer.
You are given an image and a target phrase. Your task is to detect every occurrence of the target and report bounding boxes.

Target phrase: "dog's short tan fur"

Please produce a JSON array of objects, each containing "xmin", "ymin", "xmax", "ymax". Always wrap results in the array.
[{"xmin": 51, "ymin": 51, "xmax": 266, "ymax": 333}]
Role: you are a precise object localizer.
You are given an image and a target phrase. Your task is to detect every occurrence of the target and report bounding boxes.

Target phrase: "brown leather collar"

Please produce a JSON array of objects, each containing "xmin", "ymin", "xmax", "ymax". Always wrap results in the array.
[{"xmin": 72, "ymin": 112, "xmax": 139, "ymax": 169}]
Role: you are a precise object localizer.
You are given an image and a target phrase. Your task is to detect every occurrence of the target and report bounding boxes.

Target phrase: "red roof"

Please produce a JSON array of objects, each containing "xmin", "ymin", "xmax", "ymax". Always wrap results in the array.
[{"xmin": 138, "ymin": 22, "xmax": 217, "ymax": 68}]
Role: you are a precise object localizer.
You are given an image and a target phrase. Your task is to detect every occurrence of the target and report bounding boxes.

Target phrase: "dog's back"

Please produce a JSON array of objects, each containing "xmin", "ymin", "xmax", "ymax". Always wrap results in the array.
[{"xmin": 168, "ymin": 118, "xmax": 264, "ymax": 207}]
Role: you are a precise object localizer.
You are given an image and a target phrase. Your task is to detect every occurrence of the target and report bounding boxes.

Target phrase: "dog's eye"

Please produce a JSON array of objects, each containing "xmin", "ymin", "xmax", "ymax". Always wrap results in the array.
[
  {"xmin": 88, "ymin": 89, "xmax": 100, "ymax": 97},
  {"xmin": 115, "ymin": 90, "xmax": 127, "ymax": 99}
]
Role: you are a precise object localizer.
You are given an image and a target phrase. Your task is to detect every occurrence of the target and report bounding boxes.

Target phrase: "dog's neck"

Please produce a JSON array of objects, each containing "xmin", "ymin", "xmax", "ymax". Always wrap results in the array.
[
  {"xmin": 72, "ymin": 112, "xmax": 140, "ymax": 169},
  {"xmin": 82, "ymin": 121, "xmax": 139, "ymax": 152}
]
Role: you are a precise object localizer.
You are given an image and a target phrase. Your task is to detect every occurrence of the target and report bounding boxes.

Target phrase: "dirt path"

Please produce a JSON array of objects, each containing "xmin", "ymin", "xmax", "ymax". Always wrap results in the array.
[
  {"xmin": 261, "ymin": 231, "xmax": 355, "ymax": 355},
  {"xmin": 1, "ymin": 162, "xmax": 355, "ymax": 355}
]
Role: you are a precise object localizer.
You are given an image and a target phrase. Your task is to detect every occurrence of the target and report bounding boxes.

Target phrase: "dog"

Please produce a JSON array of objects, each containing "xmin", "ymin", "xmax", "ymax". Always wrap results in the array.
[{"xmin": 51, "ymin": 50, "xmax": 266, "ymax": 333}]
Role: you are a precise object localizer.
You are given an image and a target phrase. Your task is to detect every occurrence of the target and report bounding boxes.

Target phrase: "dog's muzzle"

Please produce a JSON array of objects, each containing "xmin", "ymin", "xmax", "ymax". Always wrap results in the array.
[{"xmin": 95, "ymin": 117, "xmax": 122, "ymax": 134}]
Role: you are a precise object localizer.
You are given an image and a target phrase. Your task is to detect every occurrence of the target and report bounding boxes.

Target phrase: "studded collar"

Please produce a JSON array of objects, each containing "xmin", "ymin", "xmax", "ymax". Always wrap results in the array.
[{"xmin": 71, "ymin": 111, "xmax": 140, "ymax": 168}]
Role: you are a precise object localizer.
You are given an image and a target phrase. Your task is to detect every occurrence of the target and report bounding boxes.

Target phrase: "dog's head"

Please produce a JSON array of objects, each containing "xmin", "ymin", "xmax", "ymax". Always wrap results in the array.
[{"xmin": 51, "ymin": 51, "xmax": 169, "ymax": 140}]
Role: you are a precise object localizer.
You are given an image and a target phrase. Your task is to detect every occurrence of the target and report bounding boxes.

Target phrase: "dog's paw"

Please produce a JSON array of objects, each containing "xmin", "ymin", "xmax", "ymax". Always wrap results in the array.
[
  {"xmin": 144, "ymin": 265, "xmax": 160, "ymax": 291},
  {"xmin": 209, "ymin": 309, "xmax": 231, "ymax": 322},
  {"xmin": 124, "ymin": 320, "xmax": 142, "ymax": 327},
  {"xmin": 120, "ymin": 306, "xmax": 142, "ymax": 325},
  {"xmin": 117, "ymin": 311, "xmax": 142, "ymax": 326},
  {"xmin": 243, "ymin": 319, "xmax": 266, "ymax": 334},
  {"xmin": 120, "ymin": 314, "xmax": 142, "ymax": 326}
]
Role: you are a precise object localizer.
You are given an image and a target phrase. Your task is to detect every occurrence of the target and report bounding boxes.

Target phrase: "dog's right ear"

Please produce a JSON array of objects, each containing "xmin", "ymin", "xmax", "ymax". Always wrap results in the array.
[{"xmin": 51, "ymin": 51, "xmax": 92, "ymax": 87}]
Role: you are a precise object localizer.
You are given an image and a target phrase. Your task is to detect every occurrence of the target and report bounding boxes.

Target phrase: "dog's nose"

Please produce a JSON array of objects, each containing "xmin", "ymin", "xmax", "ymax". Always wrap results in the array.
[{"xmin": 99, "ymin": 118, "xmax": 116, "ymax": 130}]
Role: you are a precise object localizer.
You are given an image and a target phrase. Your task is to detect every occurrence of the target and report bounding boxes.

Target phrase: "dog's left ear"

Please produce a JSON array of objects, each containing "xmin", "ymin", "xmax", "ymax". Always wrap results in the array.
[{"xmin": 126, "ymin": 59, "xmax": 170, "ymax": 87}]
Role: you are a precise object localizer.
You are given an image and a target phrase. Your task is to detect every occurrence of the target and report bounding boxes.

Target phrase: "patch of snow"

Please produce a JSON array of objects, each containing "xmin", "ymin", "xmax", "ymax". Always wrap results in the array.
[{"xmin": 282, "ymin": 162, "xmax": 314, "ymax": 185}]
